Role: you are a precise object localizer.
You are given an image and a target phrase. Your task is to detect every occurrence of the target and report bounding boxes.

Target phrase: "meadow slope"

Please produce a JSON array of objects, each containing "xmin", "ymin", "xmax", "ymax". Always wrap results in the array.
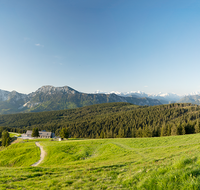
[{"xmin": 1, "ymin": 134, "xmax": 200, "ymax": 189}]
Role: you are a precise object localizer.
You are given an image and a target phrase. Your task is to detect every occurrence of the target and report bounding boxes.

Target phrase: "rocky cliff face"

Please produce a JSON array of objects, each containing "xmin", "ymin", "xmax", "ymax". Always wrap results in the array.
[
  {"xmin": 0, "ymin": 85, "xmax": 162, "ymax": 114},
  {"xmin": 0, "ymin": 89, "xmax": 27, "ymax": 102},
  {"xmin": 0, "ymin": 89, "xmax": 10, "ymax": 101},
  {"xmin": 31, "ymin": 85, "xmax": 78, "ymax": 96}
]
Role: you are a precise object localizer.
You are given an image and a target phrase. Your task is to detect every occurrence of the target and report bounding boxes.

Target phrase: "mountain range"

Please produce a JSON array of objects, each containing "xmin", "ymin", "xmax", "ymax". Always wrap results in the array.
[
  {"xmin": 111, "ymin": 91, "xmax": 182, "ymax": 104},
  {"xmin": 1, "ymin": 85, "xmax": 200, "ymax": 115},
  {"xmin": 0, "ymin": 86, "xmax": 161, "ymax": 115},
  {"xmin": 95, "ymin": 90, "xmax": 200, "ymax": 104},
  {"xmin": 177, "ymin": 95, "xmax": 200, "ymax": 105}
]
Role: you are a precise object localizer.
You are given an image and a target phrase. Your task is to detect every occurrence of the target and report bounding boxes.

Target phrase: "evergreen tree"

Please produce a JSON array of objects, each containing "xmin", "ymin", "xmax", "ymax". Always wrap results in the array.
[
  {"xmin": 182, "ymin": 124, "xmax": 186, "ymax": 135},
  {"xmin": 60, "ymin": 127, "xmax": 69, "ymax": 139},
  {"xmin": 35, "ymin": 128, "xmax": 39, "ymax": 137},
  {"xmin": 167, "ymin": 124, "xmax": 171, "ymax": 136},
  {"xmin": 177, "ymin": 123, "xmax": 182, "ymax": 135},
  {"xmin": 2, "ymin": 131, "xmax": 10, "ymax": 147},
  {"xmin": 100, "ymin": 131, "xmax": 104, "ymax": 138},
  {"xmin": 136, "ymin": 127, "xmax": 143, "ymax": 137},
  {"xmin": 31, "ymin": 128, "xmax": 36, "ymax": 137},
  {"xmin": 31, "ymin": 128, "xmax": 39, "ymax": 137},
  {"xmin": 131, "ymin": 127, "xmax": 136, "ymax": 138},
  {"xmin": 118, "ymin": 127, "xmax": 124, "ymax": 138},
  {"xmin": 195, "ymin": 120, "xmax": 200, "ymax": 133},
  {"xmin": 171, "ymin": 125, "xmax": 177, "ymax": 136},
  {"xmin": 161, "ymin": 123, "xmax": 167, "ymax": 136},
  {"xmin": 146, "ymin": 126, "xmax": 152, "ymax": 137}
]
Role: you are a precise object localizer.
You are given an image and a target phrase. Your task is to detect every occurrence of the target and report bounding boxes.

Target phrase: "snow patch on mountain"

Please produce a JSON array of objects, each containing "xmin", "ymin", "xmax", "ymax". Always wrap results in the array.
[{"xmin": 95, "ymin": 90, "xmax": 187, "ymax": 102}]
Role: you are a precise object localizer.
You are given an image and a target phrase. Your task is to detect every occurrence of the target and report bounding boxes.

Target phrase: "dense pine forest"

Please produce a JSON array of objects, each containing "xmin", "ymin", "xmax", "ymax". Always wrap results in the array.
[{"xmin": 0, "ymin": 102, "xmax": 200, "ymax": 138}]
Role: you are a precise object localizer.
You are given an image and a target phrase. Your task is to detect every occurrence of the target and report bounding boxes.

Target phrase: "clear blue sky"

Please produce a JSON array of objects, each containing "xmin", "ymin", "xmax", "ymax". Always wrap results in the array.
[{"xmin": 1, "ymin": 0, "xmax": 200, "ymax": 95}]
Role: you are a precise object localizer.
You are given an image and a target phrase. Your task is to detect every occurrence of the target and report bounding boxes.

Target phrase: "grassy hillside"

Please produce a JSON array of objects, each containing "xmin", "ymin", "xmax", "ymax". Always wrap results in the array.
[
  {"xmin": 0, "ymin": 140, "xmax": 40, "ymax": 167},
  {"xmin": 1, "ymin": 134, "xmax": 200, "ymax": 189}
]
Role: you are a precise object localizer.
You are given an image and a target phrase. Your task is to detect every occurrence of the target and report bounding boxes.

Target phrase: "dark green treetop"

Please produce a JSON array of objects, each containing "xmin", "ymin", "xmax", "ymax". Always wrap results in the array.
[
  {"xmin": 60, "ymin": 127, "xmax": 69, "ymax": 139},
  {"xmin": 31, "ymin": 128, "xmax": 39, "ymax": 137},
  {"xmin": 1, "ymin": 130, "xmax": 10, "ymax": 147}
]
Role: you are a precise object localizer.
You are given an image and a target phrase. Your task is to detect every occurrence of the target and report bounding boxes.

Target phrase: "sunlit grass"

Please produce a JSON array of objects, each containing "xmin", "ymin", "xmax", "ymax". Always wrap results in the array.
[
  {"xmin": 0, "ymin": 141, "xmax": 40, "ymax": 167},
  {"xmin": 9, "ymin": 132, "xmax": 21, "ymax": 137},
  {"xmin": 1, "ymin": 134, "xmax": 200, "ymax": 189}
]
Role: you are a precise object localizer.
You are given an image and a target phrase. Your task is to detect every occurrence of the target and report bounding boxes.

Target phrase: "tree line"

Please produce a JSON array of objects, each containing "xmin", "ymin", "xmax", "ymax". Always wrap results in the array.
[{"xmin": 0, "ymin": 102, "xmax": 199, "ymax": 139}]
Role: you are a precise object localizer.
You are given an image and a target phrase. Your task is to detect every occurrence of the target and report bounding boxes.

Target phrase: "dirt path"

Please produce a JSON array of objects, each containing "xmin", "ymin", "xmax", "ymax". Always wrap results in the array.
[{"xmin": 31, "ymin": 142, "xmax": 46, "ymax": 166}]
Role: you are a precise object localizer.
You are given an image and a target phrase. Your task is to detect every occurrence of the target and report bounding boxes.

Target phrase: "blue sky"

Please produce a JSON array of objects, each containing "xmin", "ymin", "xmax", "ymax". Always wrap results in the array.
[{"xmin": 1, "ymin": 0, "xmax": 200, "ymax": 95}]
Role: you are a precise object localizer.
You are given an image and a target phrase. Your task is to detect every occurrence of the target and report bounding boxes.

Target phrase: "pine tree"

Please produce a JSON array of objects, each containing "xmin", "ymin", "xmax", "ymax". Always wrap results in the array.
[
  {"xmin": 176, "ymin": 123, "xmax": 182, "ymax": 135},
  {"xmin": 136, "ymin": 127, "xmax": 143, "ymax": 137},
  {"xmin": 171, "ymin": 125, "xmax": 177, "ymax": 136},
  {"xmin": 100, "ymin": 131, "xmax": 104, "ymax": 138},
  {"xmin": 1, "ymin": 131, "xmax": 10, "ymax": 147},
  {"xmin": 182, "ymin": 125, "xmax": 185, "ymax": 135},
  {"xmin": 31, "ymin": 128, "xmax": 39, "ymax": 137},
  {"xmin": 118, "ymin": 127, "xmax": 124, "ymax": 138},
  {"xmin": 195, "ymin": 120, "xmax": 200, "ymax": 133},
  {"xmin": 6, "ymin": 137, "xmax": 10, "ymax": 147},
  {"xmin": 131, "ymin": 127, "xmax": 136, "ymax": 138},
  {"xmin": 161, "ymin": 123, "xmax": 167, "ymax": 136},
  {"xmin": 31, "ymin": 128, "xmax": 36, "ymax": 137},
  {"xmin": 35, "ymin": 128, "xmax": 39, "ymax": 137},
  {"xmin": 60, "ymin": 127, "xmax": 69, "ymax": 139},
  {"xmin": 167, "ymin": 124, "xmax": 171, "ymax": 136}
]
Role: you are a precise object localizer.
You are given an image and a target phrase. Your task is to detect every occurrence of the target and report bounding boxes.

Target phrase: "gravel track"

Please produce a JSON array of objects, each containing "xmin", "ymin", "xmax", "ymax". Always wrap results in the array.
[{"xmin": 31, "ymin": 142, "xmax": 46, "ymax": 166}]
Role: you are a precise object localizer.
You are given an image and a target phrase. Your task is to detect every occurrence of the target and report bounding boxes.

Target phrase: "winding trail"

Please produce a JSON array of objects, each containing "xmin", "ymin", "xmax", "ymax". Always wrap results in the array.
[{"xmin": 31, "ymin": 142, "xmax": 46, "ymax": 166}]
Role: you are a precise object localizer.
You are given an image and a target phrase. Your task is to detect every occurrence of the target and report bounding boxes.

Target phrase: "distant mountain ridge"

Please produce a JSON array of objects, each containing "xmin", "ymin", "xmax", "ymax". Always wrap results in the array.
[
  {"xmin": 177, "ymin": 95, "xmax": 200, "ymax": 105},
  {"xmin": 0, "ymin": 85, "xmax": 162, "ymax": 115},
  {"xmin": 95, "ymin": 90, "xmax": 200, "ymax": 104}
]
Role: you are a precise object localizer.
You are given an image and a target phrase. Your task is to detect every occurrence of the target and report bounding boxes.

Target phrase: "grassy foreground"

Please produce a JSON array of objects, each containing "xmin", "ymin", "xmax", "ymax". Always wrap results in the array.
[{"xmin": 1, "ymin": 134, "xmax": 200, "ymax": 189}]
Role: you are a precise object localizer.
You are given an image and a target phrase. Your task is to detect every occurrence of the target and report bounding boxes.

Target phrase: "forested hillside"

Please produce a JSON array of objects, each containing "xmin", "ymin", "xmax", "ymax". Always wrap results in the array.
[{"xmin": 0, "ymin": 102, "xmax": 200, "ymax": 138}]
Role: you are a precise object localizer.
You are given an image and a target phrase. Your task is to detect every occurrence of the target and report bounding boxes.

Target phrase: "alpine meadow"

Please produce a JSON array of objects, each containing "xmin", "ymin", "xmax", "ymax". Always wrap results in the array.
[
  {"xmin": 1, "ymin": 133, "xmax": 200, "ymax": 189},
  {"xmin": 1, "ymin": 103, "xmax": 200, "ymax": 189},
  {"xmin": 2, "ymin": 0, "xmax": 200, "ymax": 189}
]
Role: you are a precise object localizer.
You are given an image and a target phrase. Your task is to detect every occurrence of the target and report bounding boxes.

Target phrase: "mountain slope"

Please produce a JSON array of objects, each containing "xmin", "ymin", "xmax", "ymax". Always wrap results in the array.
[
  {"xmin": 103, "ymin": 91, "xmax": 183, "ymax": 103},
  {"xmin": 27, "ymin": 90, "xmax": 161, "ymax": 113},
  {"xmin": 177, "ymin": 95, "xmax": 200, "ymax": 105},
  {"xmin": 0, "ymin": 85, "xmax": 162, "ymax": 114},
  {"xmin": 0, "ymin": 90, "xmax": 28, "ymax": 114}
]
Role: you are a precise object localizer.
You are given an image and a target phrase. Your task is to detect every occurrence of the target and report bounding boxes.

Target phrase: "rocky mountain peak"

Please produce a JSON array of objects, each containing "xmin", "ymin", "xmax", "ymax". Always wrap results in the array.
[
  {"xmin": 34, "ymin": 85, "xmax": 79, "ymax": 95},
  {"xmin": 0, "ymin": 89, "xmax": 10, "ymax": 101}
]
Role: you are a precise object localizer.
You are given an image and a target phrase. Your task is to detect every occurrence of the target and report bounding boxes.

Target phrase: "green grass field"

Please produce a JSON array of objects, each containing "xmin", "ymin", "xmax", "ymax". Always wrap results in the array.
[
  {"xmin": 1, "ymin": 134, "xmax": 200, "ymax": 189},
  {"xmin": 8, "ymin": 132, "xmax": 21, "ymax": 138}
]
